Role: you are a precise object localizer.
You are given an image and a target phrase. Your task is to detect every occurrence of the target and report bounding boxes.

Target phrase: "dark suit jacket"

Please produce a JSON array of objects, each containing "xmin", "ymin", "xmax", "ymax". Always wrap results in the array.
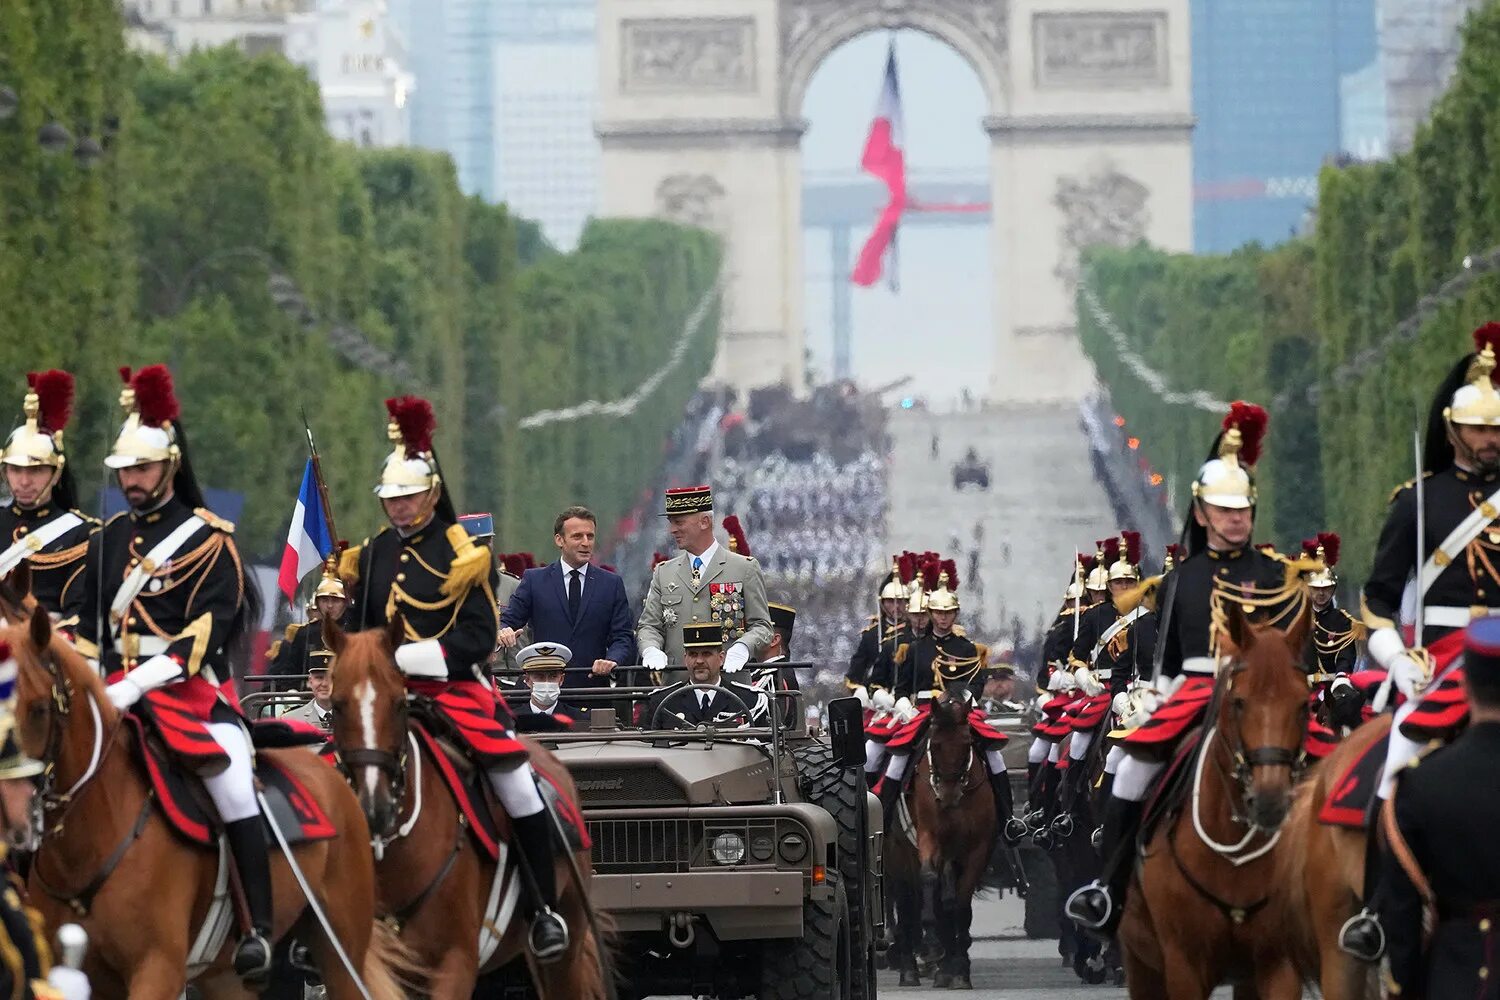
[
  {"xmin": 644, "ymin": 681, "xmax": 767, "ymax": 728},
  {"xmin": 500, "ymin": 562, "xmax": 636, "ymax": 688}
]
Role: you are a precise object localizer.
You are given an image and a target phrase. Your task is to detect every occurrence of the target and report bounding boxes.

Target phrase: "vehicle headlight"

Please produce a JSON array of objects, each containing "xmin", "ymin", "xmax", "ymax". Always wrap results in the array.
[
  {"xmin": 778, "ymin": 832, "xmax": 808, "ymax": 864},
  {"xmin": 710, "ymin": 832, "xmax": 746, "ymax": 866},
  {"xmin": 750, "ymin": 834, "xmax": 775, "ymax": 862}
]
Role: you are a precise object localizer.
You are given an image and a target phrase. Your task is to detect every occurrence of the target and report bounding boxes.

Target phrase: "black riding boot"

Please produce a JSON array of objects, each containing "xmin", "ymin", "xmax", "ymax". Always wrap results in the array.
[
  {"xmin": 1064, "ymin": 797, "xmax": 1144, "ymax": 935},
  {"xmin": 512, "ymin": 811, "xmax": 570, "ymax": 963},
  {"xmin": 988, "ymin": 769, "xmax": 1026, "ymax": 844},
  {"xmin": 1337, "ymin": 806, "xmax": 1387, "ymax": 961},
  {"xmin": 225, "ymin": 817, "xmax": 274, "ymax": 986},
  {"xmin": 877, "ymin": 771, "xmax": 904, "ymax": 825}
]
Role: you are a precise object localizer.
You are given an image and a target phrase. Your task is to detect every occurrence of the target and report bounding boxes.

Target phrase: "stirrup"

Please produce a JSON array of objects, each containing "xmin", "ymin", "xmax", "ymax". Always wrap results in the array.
[
  {"xmin": 1032, "ymin": 826, "xmax": 1054, "ymax": 851},
  {"xmin": 1064, "ymin": 881, "xmax": 1113, "ymax": 931},
  {"xmin": 233, "ymin": 928, "xmax": 274, "ymax": 983},
  {"xmin": 1051, "ymin": 813, "xmax": 1075, "ymax": 839},
  {"xmin": 1337, "ymin": 908, "xmax": 1386, "ymax": 962},
  {"xmin": 1003, "ymin": 817, "xmax": 1028, "ymax": 844},
  {"xmin": 1090, "ymin": 825, "xmax": 1104, "ymax": 850},
  {"xmin": 528, "ymin": 906, "xmax": 570, "ymax": 963}
]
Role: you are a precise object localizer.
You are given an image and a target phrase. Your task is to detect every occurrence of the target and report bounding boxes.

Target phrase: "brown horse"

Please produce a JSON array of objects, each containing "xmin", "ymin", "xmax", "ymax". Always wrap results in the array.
[
  {"xmin": 909, "ymin": 689, "xmax": 997, "ymax": 990},
  {"xmin": 1117, "ymin": 603, "xmax": 1312, "ymax": 1000},
  {"xmin": 323, "ymin": 615, "xmax": 611, "ymax": 999},
  {"xmin": 7, "ymin": 602, "xmax": 407, "ymax": 1000},
  {"xmin": 1271, "ymin": 714, "xmax": 1389, "ymax": 1000}
]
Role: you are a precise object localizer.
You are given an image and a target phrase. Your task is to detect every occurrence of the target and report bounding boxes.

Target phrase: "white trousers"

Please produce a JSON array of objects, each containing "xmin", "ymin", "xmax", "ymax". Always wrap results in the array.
[
  {"xmin": 488, "ymin": 762, "xmax": 545, "ymax": 818},
  {"xmin": 984, "ymin": 749, "xmax": 1006, "ymax": 776},
  {"xmin": 885, "ymin": 747, "xmax": 1006, "ymax": 781},
  {"xmin": 1379, "ymin": 697, "xmax": 1425, "ymax": 799},
  {"xmin": 1048, "ymin": 741, "xmax": 1063, "ymax": 764},
  {"xmin": 1069, "ymin": 730, "xmax": 1094, "ymax": 761},
  {"xmin": 865, "ymin": 741, "xmax": 888, "ymax": 774},
  {"xmin": 1028, "ymin": 739, "xmax": 1050, "ymax": 764},
  {"xmin": 1111, "ymin": 754, "xmax": 1164, "ymax": 803},
  {"xmin": 202, "ymin": 722, "xmax": 258, "ymax": 823},
  {"xmin": 1104, "ymin": 744, "xmax": 1127, "ymax": 775}
]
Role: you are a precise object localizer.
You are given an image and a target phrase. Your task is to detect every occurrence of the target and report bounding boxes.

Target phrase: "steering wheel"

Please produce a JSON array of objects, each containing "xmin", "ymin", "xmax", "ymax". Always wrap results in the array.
[{"xmin": 649, "ymin": 683, "xmax": 755, "ymax": 730}]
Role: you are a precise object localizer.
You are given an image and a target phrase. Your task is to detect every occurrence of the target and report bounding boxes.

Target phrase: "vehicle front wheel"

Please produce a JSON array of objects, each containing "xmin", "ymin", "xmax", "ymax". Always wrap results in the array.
[{"xmin": 758, "ymin": 876, "xmax": 851, "ymax": 999}]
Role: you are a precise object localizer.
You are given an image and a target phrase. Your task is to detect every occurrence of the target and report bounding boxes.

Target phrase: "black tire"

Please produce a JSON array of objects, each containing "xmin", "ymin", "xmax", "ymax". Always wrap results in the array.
[
  {"xmin": 793, "ymin": 743, "xmax": 876, "ymax": 1000},
  {"xmin": 759, "ymin": 876, "xmax": 850, "ymax": 999},
  {"xmin": 1020, "ymin": 846, "xmax": 1061, "ymax": 939}
]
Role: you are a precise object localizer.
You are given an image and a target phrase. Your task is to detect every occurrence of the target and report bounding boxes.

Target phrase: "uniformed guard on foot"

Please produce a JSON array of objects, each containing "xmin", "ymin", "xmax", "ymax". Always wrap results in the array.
[
  {"xmin": 1345, "ymin": 323, "xmax": 1500, "ymax": 961},
  {"xmin": 0, "ymin": 371, "xmax": 98, "ymax": 628},
  {"xmin": 344, "ymin": 396, "xmax": 569, "ymax": 963},
  {"xmin": 1066, "ymin": 401, "xmax": 1296, "ymax": 937},
  {"xmin": 72, "ymin": 365, "xmax": 271, "ymax": 985}
]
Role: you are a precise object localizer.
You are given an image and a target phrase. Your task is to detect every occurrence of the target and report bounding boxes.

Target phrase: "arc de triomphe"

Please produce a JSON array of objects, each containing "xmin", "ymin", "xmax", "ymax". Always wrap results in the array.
[{"xmin": 596, "ymin": 0, "xmax": 1192, "ymax": 402}]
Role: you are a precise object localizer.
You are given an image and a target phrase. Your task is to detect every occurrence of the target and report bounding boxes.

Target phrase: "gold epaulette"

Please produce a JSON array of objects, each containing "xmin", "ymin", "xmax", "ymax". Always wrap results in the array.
[
  {"xmin": 70, "ymin": 507, "xmax": 102, "ymax": 527},
  {"xmin": 194, "ymin": 508, "xmax": 235, "ymax": 533},
  {"xmin": 441, "ymin": 523, "xmax": 491, "ymax": 598},
  {"xmin": 1115, "ymin": 575, "xmax": 1162, "ymax": 614},
  {"xmin": 339, "ymin": 540, "xmax": 365, "ymax": 583},
  {"xmin": 283, "ymin": 622, "xmax": 305, "ymax": 642},
  {"xmin": 951, "ymin": 624, "xmax": 967, "ymax": 636},
  {"xmin": 1282, "ymin": 554, "xmax": 1321, "ymax": 588},
  {"xmin": 266, "ymin": 640, "xmax": 282, "ymax": 661},
  {"xmin": 861, "ymin": 619, "xmax": 879, "ymax": 633},
  {"xmin": 1388, "ymin": 471, "xmax": 1434, "ymax": 506},
  {"xmin": 975, "ymin": 641, "xmax": 989, "ymax": 667}
]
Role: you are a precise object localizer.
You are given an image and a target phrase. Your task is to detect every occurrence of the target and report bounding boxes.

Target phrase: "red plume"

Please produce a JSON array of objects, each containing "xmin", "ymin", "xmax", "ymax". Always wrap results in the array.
[
  {"xmin": 30, "ymin": 369, "xmax": 73, "ymax": 433},
  {"xmin": 1224, "ymin": 401, "xmax": 1268, "ymax": 466},
  {"xmin": 1079, "ymin": 554, "xmax": 1097, "ymax": 573},
  {"xmin": 1164, "ymin": 543, "xmax": 1184, "ymax": 564},
  {"xmin": 1317, "ymin": 531, "xmax": 1341, "ymax": 567},
  {"xmin": 651, "ymin": 551, "xmax": 670, "ymax": 569},
  {"xmin": 897, "ymin": 551, "xmax": 918, "ymax": 585},
  {"xmin": 131, "ymin": 365, "xmax": 180, "ymax": 428},
  {"xmin": 118, "ymin": 366, "xmax": 132, "ymax": 385},
  {"xmin": 1301, "ymin": 538, "xmax": 1319, "ymax": 558},
  {"xmin": 1100, "ymin": 538, "xmax": 1120, "ymax": 566},
  {"xmin": 722, "ymin": 515, "xmax": 751, "ymax": 557},
  {"xmin": 940, "ymin": 558, "xmax": 959, "ymax": 591},
  {"xmin": 1121, "ymin": 530, "xmax": 1141, "ymax": 565},
  {"xmin": 920, "ymin": 554, "xmax": 942, "ymax": 592},
  {"xmin": 385, "ymin": 396, "xmax": 436, "ymax": 454},
  {"xmin": 1473, "ymin": 322, "xmax": 1500, "ymax": 356}
]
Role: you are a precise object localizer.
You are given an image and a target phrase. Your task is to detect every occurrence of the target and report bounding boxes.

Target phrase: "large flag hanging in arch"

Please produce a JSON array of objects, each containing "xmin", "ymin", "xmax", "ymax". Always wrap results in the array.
[{"xmin": 851, "ymin": 43, "xmax": 907, "ymax": 289}]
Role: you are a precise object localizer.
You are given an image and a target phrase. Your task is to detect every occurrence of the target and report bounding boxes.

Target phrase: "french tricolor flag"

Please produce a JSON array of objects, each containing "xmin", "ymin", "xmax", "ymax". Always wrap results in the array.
[
  {"xmin": 851, "ymin": 43, "xmax": 907, "ymax": 289},
  {"xmin": 277, "ymin": 459, "xmax": 333, "ymax": 603}
]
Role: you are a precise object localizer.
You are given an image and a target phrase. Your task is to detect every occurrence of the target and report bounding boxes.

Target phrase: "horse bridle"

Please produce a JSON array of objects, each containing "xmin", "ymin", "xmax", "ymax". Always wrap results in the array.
[
  {"xmin": 331, "ymin": 690, "xmax": 411, "ymax": 837},
  {"xmin": 924, "ymin": 703, "xmax": 984, "ymax": 805},
  {"xmin": 1219, "ymin": 667, "xmax": 1308, "ymax": 812}
]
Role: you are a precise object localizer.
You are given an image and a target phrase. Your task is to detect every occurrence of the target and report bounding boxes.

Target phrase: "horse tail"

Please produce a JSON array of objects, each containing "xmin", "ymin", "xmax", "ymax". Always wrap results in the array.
[{"xmin": 361, "ymin": 918, "xmax": 421, "ymax": 1000}]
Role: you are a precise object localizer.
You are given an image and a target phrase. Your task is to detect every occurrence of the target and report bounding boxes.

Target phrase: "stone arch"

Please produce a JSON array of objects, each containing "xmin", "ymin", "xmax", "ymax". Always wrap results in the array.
[{"xmin": 779, "ymin": 4, "xmax": 1008, "ymax": 120}]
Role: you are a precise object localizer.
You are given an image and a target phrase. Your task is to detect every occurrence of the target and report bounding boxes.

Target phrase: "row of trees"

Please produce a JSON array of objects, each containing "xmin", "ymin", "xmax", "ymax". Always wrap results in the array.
[
  {"xmin": 2, "ymin": 3, "xmax": 719, "ymax": 560},
  {"xmin": 1079, "ymin": 1, "xmax": 1500, "ymax": 587}
]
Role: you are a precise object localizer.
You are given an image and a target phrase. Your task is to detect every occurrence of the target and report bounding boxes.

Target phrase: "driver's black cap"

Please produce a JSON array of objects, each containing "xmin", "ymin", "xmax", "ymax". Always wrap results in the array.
[{"xmin": 683, "ymin": 622, "xmax": 725, "ymax": 649}]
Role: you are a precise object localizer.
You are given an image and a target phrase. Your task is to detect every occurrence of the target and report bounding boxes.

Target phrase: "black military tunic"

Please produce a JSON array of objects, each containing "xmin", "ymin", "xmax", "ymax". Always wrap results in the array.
[
  {"xmin": 895, "ymin": 629, "xmax": 984, "ymax": 698},
  {"xmin": 266, "ymin": 615, "xmax": 346, "ymax": 690},
  {"xmin": 1157, "ymin": 545, "xmax": 1292, "ymax": 677},
  {"xmin": 1040, "ymin": 601, "xmax": 1095, "ymax": 688},
  {"xmin": 1308, "ymin": 603, "xmax": 1360, "ymax": 675},
  {"xmin": 644, "ymin": 679, "xmax": 767, "ymax": 727},
  {"xmin": 1068, "ymin": 601, "xmax": 1119, "ymax": 670},
  {"xmin": 73, "ymin": 495, "xmax": 245, "ymax": 683},
  {"xmin": 1094, "ymin": 610, "xmax": 1157, "ymax": 695},
  {"xmin": 1381, "ymin": 722, "xmax": 1500, "ymax": 998},
  {"xmin": 1364, "ymin": 467, "xmax": 1500, "ymax": 642},
  {"xmin": 846, "ymin": 615, "xmax": 907, "ymax": 692},
  {"xmin": 0, "ymin": 503, "xmax": 97, "ymax": 627}
]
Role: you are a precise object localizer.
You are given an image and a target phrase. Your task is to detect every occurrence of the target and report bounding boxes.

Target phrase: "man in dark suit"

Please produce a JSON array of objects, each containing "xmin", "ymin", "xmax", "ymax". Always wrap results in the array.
[
  {"xmin": 497, "ymin": 505, "xmax": 636, "ymax": 690},
  {"xmin": 645, "ymin": 623, "xmax": 767, "ymax": 728}
]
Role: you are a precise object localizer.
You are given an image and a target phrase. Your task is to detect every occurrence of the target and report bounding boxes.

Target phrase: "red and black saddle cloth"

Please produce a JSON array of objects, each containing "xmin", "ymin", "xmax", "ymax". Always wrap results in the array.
[
  {"xmin": 1121, "ymin": 675, "xmax": 1217, "ymax": 753},
  {"xmin": 1031, "ymin": 694, "xmax": 1079, "ymax": 742},
  {"xmin": 885, "ymin": 705, "xmax": 1007, "ymax": 754},
  {"xmin": 124, "ymin": 710, "xmax": 336, "ymax": 848},
  {"xmin": 1066, "ymin": 692, "xmax": 1113, "ymax": 733},
  {"xmin": 1397, "ymin": 628, "xmax": 1470, "ymax": 742},
  {"xmin": 1317, "ymin": 728, "xmax": 1391, "ymax": 830},
  {"xmin": 406, "ymin": 680, "xmax": 527, "ymax": 764}
]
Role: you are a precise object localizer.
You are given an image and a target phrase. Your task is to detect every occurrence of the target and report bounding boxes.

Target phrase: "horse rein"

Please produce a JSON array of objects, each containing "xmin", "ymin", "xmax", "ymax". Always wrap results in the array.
[{"xmin": 924, "ymin": 711, "xmax": 984, "ymax": 806}]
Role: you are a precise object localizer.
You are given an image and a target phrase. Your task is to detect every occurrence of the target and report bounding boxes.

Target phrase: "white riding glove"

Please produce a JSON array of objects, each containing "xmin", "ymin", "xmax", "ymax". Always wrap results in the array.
[
  {"xmin": 641, "ymin": 647, "xmax": 668, "ymax": 671},
  {"xmin": 894, "ymin": 696, "xmax": 918, "ymax": 724},
  {"xmin": 871, "ymin": 687, "xmax": 896, "ymax": 713},
  {"xmin": 1111, "ymin": 691, "xmax": 1130, "ymax": 718},
  {"xmin": 393, "ymin": 639, "xmax": 447, "ymax": 680},
  {"xmin": 1046, "ymin": 669, "xmax": 1076, "ymax": 693},
  {"xmin": 1074, "ymin": 667, "xmax": 1106, "ymax": 697},
  {"xmin": 1368, "ymin": 627, "xmax": 1428, "ymax": 700},
  {"xmin": 104, "ymin": 654, "xmax": 183, "ymax": 711},
  {"xmin": 723, "ymin": 644, "xmax": 750, "ymax": 674},
  {"xmin": 850, "ymin": 685, "xmax": 871, "ymax": 709},
  {"xmin": 46, "ymin": 967, "xmax": 90, "ymax": 1000}
]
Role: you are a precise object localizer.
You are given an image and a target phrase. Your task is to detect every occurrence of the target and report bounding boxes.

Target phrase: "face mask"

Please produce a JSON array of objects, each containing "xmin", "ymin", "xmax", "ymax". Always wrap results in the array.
[{"xmin": 531, "ymin": 682, "xmax": 561, "ymax": 708}]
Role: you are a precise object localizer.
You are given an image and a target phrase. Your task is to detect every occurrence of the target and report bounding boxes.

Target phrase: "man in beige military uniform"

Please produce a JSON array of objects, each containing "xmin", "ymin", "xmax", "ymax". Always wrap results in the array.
[{"xmin": 638, "ymin": 485, "xmax": 772, "ymax": 677}]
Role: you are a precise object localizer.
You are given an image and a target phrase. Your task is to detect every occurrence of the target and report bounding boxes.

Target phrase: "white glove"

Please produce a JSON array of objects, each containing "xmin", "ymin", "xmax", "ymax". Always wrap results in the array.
[
  {"xmin": 47, "ymin": 967, "xmax": 90, "ymax": 1000},
  {"xmin": 1047, "ymin": 669, "xmax": 1076, "ymax": 693},
  {"xmin": 394, "ymin": 639, "xmax": 447, "ymax": 679},
  {"xmin": 642, "ymin": 648, "xmax": 668, "ymax": 671},
  {"xmin": 850, "ymin": 685, "xmax": 871, "ymax": 709},
  {"xmin": 894, "ymin": 696, "xmax": 918, "ymax": 724},
  {"xmin": 1074, "ymin": 667, "xmax": 1105, "ymax": 697},
  {"xmin": 723, "ymin": 644, "xmax": 750, "ymax": 674},
  {"xmin": 872, "ymin": 687, "xmax": 896, "ymax": 713},
  {"xmin": 104, "ymin": 654, "xmax": 183, "ymax": 711},
  {"xmin": 1368, "ymin": 627, "xmax": 1427, "ymax": 699},
  {"xmin": 1111, "ymin": 691, "xmax": 1130, "ymax": 718}
]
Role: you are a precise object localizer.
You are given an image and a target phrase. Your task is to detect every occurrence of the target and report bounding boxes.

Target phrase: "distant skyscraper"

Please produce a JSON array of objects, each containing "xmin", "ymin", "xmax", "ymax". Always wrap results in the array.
[
  {"xmin": 1379, "ymin": 0, "xmax": 1481, "ymax": 153},
  {"xmin": 1191, "ymin": 0, "xmax": 1378, "ymax": 252},
  {"xmin": 286, "ymin": 0, "xmax": 415, "ymax": 148}
]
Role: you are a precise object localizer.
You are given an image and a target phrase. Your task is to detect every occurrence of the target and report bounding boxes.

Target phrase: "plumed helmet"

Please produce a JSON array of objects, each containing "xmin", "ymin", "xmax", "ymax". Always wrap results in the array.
[
  {"xmin": 1302, "ymin": 531, "xmax": 1340, "ymax": 588},
  {"xmin": 927, "ymin": 561, "xmax": 960, "ymax": 612},
  {"xmin": 1085, "ymin": 540, "xmax": 1112, "ymax": 591},
  {"xmin": 1108, "ymin": 531, "xmax": 1141, "ymax": 582},
  {"xmin": 1192, "ymin": 401, "xmax": 1268, "ymax": 510},
  {"xmin": 1446, "ymin": 323, "xmax": 1500, "ymax": 427},
  {"xmin": 375, "ymin": 396, "xmax": 440, "ymax": 499}
]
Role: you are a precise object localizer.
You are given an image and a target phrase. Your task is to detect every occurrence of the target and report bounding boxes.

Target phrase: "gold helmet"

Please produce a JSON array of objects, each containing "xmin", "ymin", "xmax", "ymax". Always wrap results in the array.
[
  {"xmin": 313, "ymin": 553, "xmax": 348, "ymax": 601},
  {"xmin": 879, "ymin": 555, "xmax": 910, "ymax": 602},
  {"xmin": 1162, "ymin": 543, "xmax": 1184, "ymax": 573},
  {"xmin": 3, "ymin": 371, "xmax": 72, "ymax": 475},
  {"xmin": 1302, "ymin": 532, "xmax": 1340, "ymax": 588},
  {"xmin": 1192, "ymin": 402, "xmax": 1267, "ymax": 510},
  {"xmin": 1085, "ymin": 541, "xmax": 1111, "ymax": 591},
  {"xmin": 908, "ymin": 552, "xmax": 940, "ymax": 613},
  {"xmin": 1108, "ymin": 531, "xmax": 1141, "ymax": 582},
  {"xmin": 927, "ymin": 562, "xmax": 960, "ymax": 612},
  {"xmin": 375, "ymin": 396, "xmax": 440, "ymax": 499},
  {"xmin": 105, "ymin": 366, "xmax": 181, "ymax": 471},
  {"xmin": 1446, "ymin": 325, "xmax": 1500, "ymax": 426}
]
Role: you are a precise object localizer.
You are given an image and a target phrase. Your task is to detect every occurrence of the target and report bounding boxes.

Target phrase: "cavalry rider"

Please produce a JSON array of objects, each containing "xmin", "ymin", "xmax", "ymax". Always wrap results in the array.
[
  {"xmin": 0, "ymin": 371, "xmax": 98, "ymax": 628},
  {"xmin": 1039, "ymin": 554, "xmax": 1095, "ymax": 689},
  {"xmin": 849, "ymin": 555, "xmax": 914, "ymax": 786},
  {"xmin": 1066, "ymin": 401, "xmax": 1298, "ymax": 935},
  {"xmin": 72, "ymin": 365, "xmax": 271, "ymax": 984},
  {"xmin": 1342, "ymin": 324, "xmax": 1500, "ymax": 961},
  {"xmin": 1059, "ymin": 532, "xmax": 1157, "ymax": 812},
  {"xmin": 874, "ymin": 570, "xmax": 1025, "ymax": 843},
  {"xmin": 343, "ymin": 396, "xmax": 569, "ymax": 962},
  {"xmin": 1380, "ymin": 616, "xmax": 1500, "ymax": 1000},
  {"xmin": 1302, "ymin": 533, "xmax": 1362, "ymax": 677}
]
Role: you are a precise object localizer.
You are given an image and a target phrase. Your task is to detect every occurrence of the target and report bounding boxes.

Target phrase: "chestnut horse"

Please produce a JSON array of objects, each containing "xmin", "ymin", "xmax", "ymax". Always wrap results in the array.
[
  {"xmin": 1117, "ymin": 603, "xmax": 1311, "ymax": 1000},
  {"xmin": 1270, "ymin": 714, "xmax": 1389, "ymax": 1000},
  {"xmin": 909, "ymin": 689, "xmax": 998, "ymax": 990},
  {"xmin": 7, "ymin": 601, "xmax": 407, "ymax": 1000},
  {"xmin": 324, "ymin": 616, "xmax": 610, "ymax": 999}
]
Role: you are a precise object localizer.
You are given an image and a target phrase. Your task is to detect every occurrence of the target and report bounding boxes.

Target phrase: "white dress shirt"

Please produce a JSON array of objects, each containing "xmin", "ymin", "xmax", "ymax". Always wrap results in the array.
[
  {"xmin": 688, "ymin": 541, "xmax": 719, "ymax": 576},
  {"xmin": 560, "ymin": 558, "xmax": 589, "ymax": 597}
]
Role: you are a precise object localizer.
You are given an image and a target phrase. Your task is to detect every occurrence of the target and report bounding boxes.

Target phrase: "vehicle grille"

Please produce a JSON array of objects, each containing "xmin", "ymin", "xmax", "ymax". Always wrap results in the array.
[
  {"xmin": 568, "ymin": 766, "xmax": 686, "ymax": 806},
  {"xmin": 587, "ymin": 818, "xmax": 694, "ymax": 874}
]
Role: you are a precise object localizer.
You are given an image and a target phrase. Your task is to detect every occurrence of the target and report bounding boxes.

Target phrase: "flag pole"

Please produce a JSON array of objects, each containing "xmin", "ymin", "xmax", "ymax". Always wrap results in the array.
[{"xmin": 300, "ymin": 407, "xmax": 341, "ymax": 557}]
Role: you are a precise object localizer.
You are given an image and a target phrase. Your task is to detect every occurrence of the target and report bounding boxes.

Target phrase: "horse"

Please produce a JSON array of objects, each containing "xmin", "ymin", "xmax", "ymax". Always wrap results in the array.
[
  {"xmin": 323, "ymin": 614, "xmax": 611, "ymax": 999},
  {"xmin": 880, "ymin": 796, "xmax": 926, "ymax": 986},
  {"xmin": 1116, "ymin": 602, "xmax": 1312, "ymax": 1000},
  {"xmin": 7, "ymin": 598, "xmax": 407, "ymax": 1000},
  {"xmin": 1271, "ymin": 713, "xmax": 1390, "ymax": 1000},
  {"xmin": 1050, "ymin": 733, "xmax": 1119, "ymax": 985},
  {"xmin": 909, "ymin": 688, "xmax": 998, "ymax": 990}
]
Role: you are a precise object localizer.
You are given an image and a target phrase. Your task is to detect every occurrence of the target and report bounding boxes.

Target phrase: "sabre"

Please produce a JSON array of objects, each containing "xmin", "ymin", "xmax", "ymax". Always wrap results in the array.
[
  {"xmin": 1072, "ymin": 549, "xmax": 1082, "ymax": 644},
  {"xmin": 257, "ymin": 791, "xmax": 376, "ymax": 1000},
  {"xmin": 1374, "ymin": 426, "xmax": 1425, "ymax": 714}
]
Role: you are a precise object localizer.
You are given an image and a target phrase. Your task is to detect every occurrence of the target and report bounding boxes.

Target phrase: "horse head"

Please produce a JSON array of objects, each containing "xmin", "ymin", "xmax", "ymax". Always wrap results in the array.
[
  {"xmin": 8, "ymin": 601, "xmax": 113, "ymax": 798},
  {"xmin": 926, "ymin": 688, "xmax": 979, "ymax": 810},
  {"xmin": 324, "ymin": 612, "xmax": 409, "ymax": 838},
  {"xmin": 1216, "ymin": 597, "xmax": 1312, "ymax": 831}
]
